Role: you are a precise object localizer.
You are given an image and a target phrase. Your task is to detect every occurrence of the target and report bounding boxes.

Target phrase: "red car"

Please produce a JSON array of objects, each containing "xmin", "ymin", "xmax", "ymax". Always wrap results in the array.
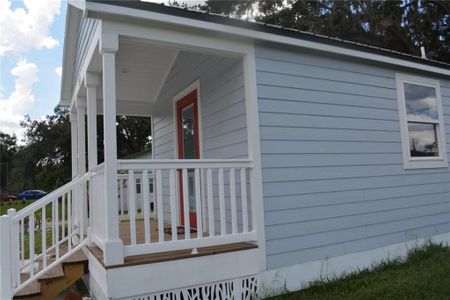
[{"xmin": 1, "ymin": 193, "xmax": 17, "ymax": 202}]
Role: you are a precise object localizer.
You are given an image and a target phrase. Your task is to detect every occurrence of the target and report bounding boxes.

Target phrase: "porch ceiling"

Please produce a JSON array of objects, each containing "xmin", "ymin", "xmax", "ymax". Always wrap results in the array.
[{"xmin": 87, "ymin": 40, "xmax": 178, "ymax": 116}]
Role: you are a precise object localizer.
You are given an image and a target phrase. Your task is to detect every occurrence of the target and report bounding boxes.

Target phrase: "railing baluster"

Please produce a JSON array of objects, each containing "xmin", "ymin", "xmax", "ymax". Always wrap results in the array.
[
  {"xmin": 229, "ymin": 168, "xmax": 237, "ymax": 234},
  {"xmin": 200, "ymin": 169, "xmax": 207, "ymax": 232},
  {"xmin": 128, "ymin": 170, "xmax": 137, "ymax": 245},
  {"xmin": 55, "ymin": 198, "xmax": 59, "ymax": 259},
  {"xmin": 62, "ymin": 194, "xmax": 65, "ymax": 240},
  {"xmin": 52, "ymin": 201, "xmax": 55, "ymax": 246},
  {"xmin": 240, "ymin": 167, "xmax": 249, "ymax": 233},
  {"xmin": 156, "ymin": 169, "xmax": 164, "ymax": 242},
  {"xmin": 68, "ymin": 191, "xmax": 72, "ymax": 251},
  {"xmin": 218, "ymin": 168, "xmax": 226, "ymax": 235},
  {"xmin": 169, "ymin": 169, "xmax": 177, "ymax": 241},
  {"xmin": 120, "ymin": 178, "xmax": 124, "ymax": 217},
  {"xmin": 194, "ymin": 168, "xmax": 202, "ymax": 238},
  {"xmin": 29, "ymin": 213, "xmax": 35, "ymax": 276},
  {"xmin": 142, "ymin": 170, "xmax": 151, "ymax": 244},
  {"xmin": 206, "ymin": 168, "xmax": 214, "ymax": 237},
  {"xmin": 182, "ymin": 169, "xmax": 190, "ymax": 240},
  {"xmin": 42, "ymin": 207, "xmax": 47, "ymax": 269},
  {"xmin": 20, "ymin": 219, "xmax": 24, "ymax": 264}
]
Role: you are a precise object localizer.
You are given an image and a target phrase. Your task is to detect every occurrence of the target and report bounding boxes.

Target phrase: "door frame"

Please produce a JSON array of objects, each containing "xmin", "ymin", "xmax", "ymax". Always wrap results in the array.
[{"xmin": 173, "ymin": 80, "xmax": 203, "ymax": 228}]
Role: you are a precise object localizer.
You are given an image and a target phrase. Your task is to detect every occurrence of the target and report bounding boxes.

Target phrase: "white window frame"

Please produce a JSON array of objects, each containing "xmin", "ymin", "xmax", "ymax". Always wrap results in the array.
[{"xmin": 396, "ymin": 73, "xmax": 447, "ymax": 169}]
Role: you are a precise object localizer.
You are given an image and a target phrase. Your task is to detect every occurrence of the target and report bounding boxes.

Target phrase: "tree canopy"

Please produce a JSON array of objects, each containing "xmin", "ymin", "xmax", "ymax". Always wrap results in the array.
[
  {"xmin": 0, "ymin": 107, "xmax": 151, "ymax": 195},
  {"xmin": 197, "ymin": 0, "xmax": 449, "ymax": 62}
]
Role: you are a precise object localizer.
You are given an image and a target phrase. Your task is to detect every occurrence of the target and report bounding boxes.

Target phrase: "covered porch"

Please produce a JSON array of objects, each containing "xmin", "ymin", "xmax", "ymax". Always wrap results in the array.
[{"xmin": 69, "ymin": 26, "xmax": 264, "ymax": 268}]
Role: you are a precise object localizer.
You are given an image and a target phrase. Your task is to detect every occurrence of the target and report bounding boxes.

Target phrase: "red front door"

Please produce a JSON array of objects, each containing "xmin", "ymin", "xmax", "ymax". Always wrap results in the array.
[{"xmin": 176, "ymin": 90, "xmax": 200, "ymax": 229}]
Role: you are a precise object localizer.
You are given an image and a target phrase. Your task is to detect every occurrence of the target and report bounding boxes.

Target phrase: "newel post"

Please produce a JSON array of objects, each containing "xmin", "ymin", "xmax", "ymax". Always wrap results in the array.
[
  {"xmin": 100, "ymin": 32, "xmax": 124, "ymax": 265},
  {"xmin": 0, "ymin": 214, "xmax": 13, "ymax": 300}
]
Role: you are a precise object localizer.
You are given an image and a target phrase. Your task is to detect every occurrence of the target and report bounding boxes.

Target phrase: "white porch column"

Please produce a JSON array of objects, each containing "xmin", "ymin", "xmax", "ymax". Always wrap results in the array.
[
  {"xmin": 76, "ymin": 97, "xmax": 88, "ymax": 238},
  {"xmin": 243, "ymin": 47, "xmax": 267, "ymax": 272},
  {"xmin": 100, "ymin": 32, "xmax": 124, "ymax": 265},
  {"xmin": 85, "ymin": 72, "xmax": 99, "ymax": 244},
  {"xmin": 70, "ymin": 110, "xmax": 78, "ymax": 179},
  {"xmin": 85, "ymin": 72, "xmax": 100, "ymax": 170}
]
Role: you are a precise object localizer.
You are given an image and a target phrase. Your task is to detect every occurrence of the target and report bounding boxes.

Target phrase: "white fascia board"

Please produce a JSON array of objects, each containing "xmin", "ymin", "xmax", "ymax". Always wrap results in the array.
[
  {"xmin": 68, "ymin": 0, "xmax": 86, "ymax": 12},
  {"xmin": 60, "ymin": 4, "xmax": 83, "ymax": 106},
  {"xmin": 85, "ymin": 1, "xmax": 450, "ymax": 78}
]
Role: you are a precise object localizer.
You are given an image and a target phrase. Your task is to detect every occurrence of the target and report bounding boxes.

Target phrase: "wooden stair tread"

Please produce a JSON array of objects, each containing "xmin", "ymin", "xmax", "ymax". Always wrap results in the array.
[
  {"xmin": 62, "ymin": 250, "xmax": 88, "ymax": 264},
  {"xmin": 14, "ymin": 274, "xmax": 40, "ymax": 298},
  {"xmin": 14, "ymin": 248, "xmax": 89, "ymax": 299},
  {"xmin": 38, "ymin": 263, "xmax": 64, "ymax": 281}
]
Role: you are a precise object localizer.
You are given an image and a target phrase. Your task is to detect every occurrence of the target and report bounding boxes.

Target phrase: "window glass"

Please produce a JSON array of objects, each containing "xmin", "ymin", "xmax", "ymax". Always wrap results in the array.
[
  {"xmin": 181, "ymin": 104, "xmax": 196, "ymax": 159},
  {"xmin": 404, "ymin": 83, "xmax": 438, "ymax": 121},
  {"xmin": 408, "ymin": 122, "xmax": 439, "ymax": 157}
]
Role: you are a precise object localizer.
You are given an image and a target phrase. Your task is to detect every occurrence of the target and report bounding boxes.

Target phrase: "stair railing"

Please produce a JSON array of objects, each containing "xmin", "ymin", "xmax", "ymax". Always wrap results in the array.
[{"xmin": 0, "ymin": 172, "xmax": 91, "ymax": 298}]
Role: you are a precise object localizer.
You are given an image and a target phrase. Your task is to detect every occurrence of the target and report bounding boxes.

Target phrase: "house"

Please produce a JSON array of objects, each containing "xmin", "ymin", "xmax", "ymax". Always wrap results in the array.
[{"xmin": 1, "ymin": 0, "xmax": 450, "ymax": 299}]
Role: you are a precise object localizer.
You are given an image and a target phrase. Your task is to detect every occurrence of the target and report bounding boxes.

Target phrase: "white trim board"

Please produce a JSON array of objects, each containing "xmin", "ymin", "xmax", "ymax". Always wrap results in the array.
[
  {"xmin": 85, "ymin": 1, "xmax": 450, "ymax": 78},
  {"xmin": 258, "ymin": 231, "xmax": 450, "ymax": 298},
  {"xmin": 172, "ymin": 80, "xmax": 203, "ymax": 160},
  {"xmin": 395, "ymin": 73, "xmax": 448, "ymax": 169}
]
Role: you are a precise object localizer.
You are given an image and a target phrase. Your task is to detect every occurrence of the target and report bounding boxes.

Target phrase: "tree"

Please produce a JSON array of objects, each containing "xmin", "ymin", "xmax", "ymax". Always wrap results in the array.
[
  {"xmin": 199, "ymin": 0, "xmax": 449, "ymax": 63},
  {"xmin": 8, "ymin": 106, "xmax": 72, "ymax": 193},
  {"xmin": 0, "ymin": 132, "xmax": 18, "ymax": 193}
]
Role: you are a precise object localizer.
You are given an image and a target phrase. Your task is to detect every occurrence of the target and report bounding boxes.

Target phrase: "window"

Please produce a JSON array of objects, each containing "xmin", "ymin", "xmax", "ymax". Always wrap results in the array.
[{"xmin": 396, "ymin": 74, "xmax": 447, "ymax": 169}]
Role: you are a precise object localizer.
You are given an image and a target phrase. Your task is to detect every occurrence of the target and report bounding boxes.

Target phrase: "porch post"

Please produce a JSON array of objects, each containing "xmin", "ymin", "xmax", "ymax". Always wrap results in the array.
[
  {"xmin": 76, "ymin": 97, "xmax": 88, "ymax": 238},
  {"xmin": 85, "ymin": 72, "xmax": 99, "ymax": 170},
  {"xmin": 100, "ymin": 32, "xmax": 124, "ymax": 265},
  {"xmin": 85, "ymin": 72, "xmax": 99, "ymax": 243},
  {"xmin": 70, "ymin": 110, "xmax": 78, "ymax": 179},
  {"xmin": 243, "ymin": 46, "xmax": 267, "ymax": 272}
]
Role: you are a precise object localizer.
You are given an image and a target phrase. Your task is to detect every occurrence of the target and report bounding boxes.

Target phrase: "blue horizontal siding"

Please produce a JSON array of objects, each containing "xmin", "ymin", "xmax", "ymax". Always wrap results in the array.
[{"xmin": 256, "ymin": 44, "xmax": 450, "ymax": 270}]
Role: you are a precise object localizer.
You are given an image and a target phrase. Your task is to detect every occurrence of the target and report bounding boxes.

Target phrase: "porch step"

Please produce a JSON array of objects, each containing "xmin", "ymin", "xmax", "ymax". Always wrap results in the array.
[{"xmin": 13, "ymin": 250, "xmax": 88, "ymax": 300}]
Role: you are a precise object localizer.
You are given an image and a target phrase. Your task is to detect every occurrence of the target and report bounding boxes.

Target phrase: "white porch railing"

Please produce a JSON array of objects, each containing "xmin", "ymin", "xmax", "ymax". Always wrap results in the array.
[
  {"xmin": 0, "ymin": 173, "xmax": 90, "ymax": 298},
  {"xmin": 117, "ymin": 159, "xmax": 256, "ymax": 257},
  {"xmin": 118, "ymin": 172, "xmax": 155, "ymax": 222}
]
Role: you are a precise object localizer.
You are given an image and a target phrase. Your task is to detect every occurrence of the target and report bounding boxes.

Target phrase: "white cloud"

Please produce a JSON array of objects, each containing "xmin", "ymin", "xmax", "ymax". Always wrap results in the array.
[
  {"xmin": 55, "ymin": 66, "xmax": 62, "ymax": 78},
  {"xmin": 0, "ymin": 0, "xmax": 61, "ymax": 56},
  {"xmin": 0, "ymin": 59, "xmax": 38, "ymax": 140}
]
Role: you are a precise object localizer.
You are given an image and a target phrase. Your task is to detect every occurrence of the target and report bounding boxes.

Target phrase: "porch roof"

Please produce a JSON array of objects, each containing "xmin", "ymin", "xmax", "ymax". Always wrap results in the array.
[{"xmin": 60, "ymin": 0, "xmax": 450, "ymax": 106}]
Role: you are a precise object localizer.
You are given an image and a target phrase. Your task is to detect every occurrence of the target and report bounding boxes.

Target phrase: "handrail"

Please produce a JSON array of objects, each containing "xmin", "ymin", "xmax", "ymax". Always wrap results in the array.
[
  {"xmin": 91, "ymin": 162, "xmax": 105, "ymax": 174},
  {"xmin": 118, "ymin": 159, "xmax": 253, "ymax": 170},
  {"xmin": 13, "ymin": 172, "xmax": 91, "ymax": 221}
]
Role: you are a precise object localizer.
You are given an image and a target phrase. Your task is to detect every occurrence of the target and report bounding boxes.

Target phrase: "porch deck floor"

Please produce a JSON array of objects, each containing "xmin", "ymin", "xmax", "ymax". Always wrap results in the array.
[
  {"xmin": 119, "ymin": 219, "xmax": 200, "ymax": 245},
  {"xmin": 88, "ymin": 219, "xmax": 257, "ymax": 269}
]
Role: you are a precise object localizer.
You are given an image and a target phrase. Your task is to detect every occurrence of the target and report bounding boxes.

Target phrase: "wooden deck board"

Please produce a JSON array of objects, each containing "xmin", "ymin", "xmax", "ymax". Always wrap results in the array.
[
  {"xmin": 88, "ymin": 219, "xmax": 257, "ymax": 269},
  {"xmin": 119, "ymin": 219, "xmax": 199, "ymax": 245}
]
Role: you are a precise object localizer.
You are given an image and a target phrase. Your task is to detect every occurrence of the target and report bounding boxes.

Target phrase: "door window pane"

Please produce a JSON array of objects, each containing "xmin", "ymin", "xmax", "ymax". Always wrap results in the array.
[
  {"xmin": 404, "ymin": 83, "xmax": 438, "ymax": 121},
  {"xmin": 408, "ymin": 122, "xmax": 439, "ymax": 157},
  {"xmin": 181, "ymin": 104, "xmax": 196, "ymax": 159}
]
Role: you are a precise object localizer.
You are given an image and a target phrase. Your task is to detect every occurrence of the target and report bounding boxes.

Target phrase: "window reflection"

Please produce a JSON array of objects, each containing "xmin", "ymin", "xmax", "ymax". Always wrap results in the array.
[
  {"xmin": 182, "ymin": 104, "xmax": 195, "ymax": 159},
  {"xmin": 408, "ymin": 122, "xmax": 439, "ymax": 157},
  {"xmin": 404, "ymin": 83, "xmax": 438, "ymax": 121}
]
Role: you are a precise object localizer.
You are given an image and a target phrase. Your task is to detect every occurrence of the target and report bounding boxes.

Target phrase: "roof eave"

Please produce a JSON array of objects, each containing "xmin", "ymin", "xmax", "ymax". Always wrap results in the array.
[{"xmin": 85, "ymin": 0, "xmax": 450, "ymax": 78}]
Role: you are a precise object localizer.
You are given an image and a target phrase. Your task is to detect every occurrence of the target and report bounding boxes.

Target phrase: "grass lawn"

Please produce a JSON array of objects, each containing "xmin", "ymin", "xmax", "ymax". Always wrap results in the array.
[
  {"xmin": 0, "ymin": 199, "xmax": 36, "ymax": 215},
  {"xmin": 268, "ymin": 243, "xmax": 450, "ymax": 300},
  {"xmin": 1, "ymin": 199, "xmax": 69, "ymax": 258}
]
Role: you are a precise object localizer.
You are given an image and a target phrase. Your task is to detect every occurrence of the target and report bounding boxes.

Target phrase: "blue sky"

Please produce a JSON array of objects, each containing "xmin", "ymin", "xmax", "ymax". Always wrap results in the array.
[{"xmin": 0, "ymin": 0, "xmax": 67, "ymax": 141}]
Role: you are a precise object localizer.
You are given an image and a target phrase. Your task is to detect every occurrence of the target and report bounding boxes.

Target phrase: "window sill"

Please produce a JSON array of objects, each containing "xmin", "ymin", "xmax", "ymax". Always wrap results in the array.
[{"xmin": 403, "ymin": 158, "xmax": 448, "ymax": 169}]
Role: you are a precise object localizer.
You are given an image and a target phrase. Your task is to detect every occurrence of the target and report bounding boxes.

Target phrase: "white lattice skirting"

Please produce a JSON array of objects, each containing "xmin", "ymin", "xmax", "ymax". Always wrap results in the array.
[{"xmin": 133, "ymin": 276, "xmax": 258, "ymax": 300}]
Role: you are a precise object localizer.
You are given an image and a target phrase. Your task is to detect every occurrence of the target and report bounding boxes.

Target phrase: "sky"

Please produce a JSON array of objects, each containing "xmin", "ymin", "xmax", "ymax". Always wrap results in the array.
[{"xmin": 0, "ymin": 0, "xmax": 67, "ymax": 142}]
